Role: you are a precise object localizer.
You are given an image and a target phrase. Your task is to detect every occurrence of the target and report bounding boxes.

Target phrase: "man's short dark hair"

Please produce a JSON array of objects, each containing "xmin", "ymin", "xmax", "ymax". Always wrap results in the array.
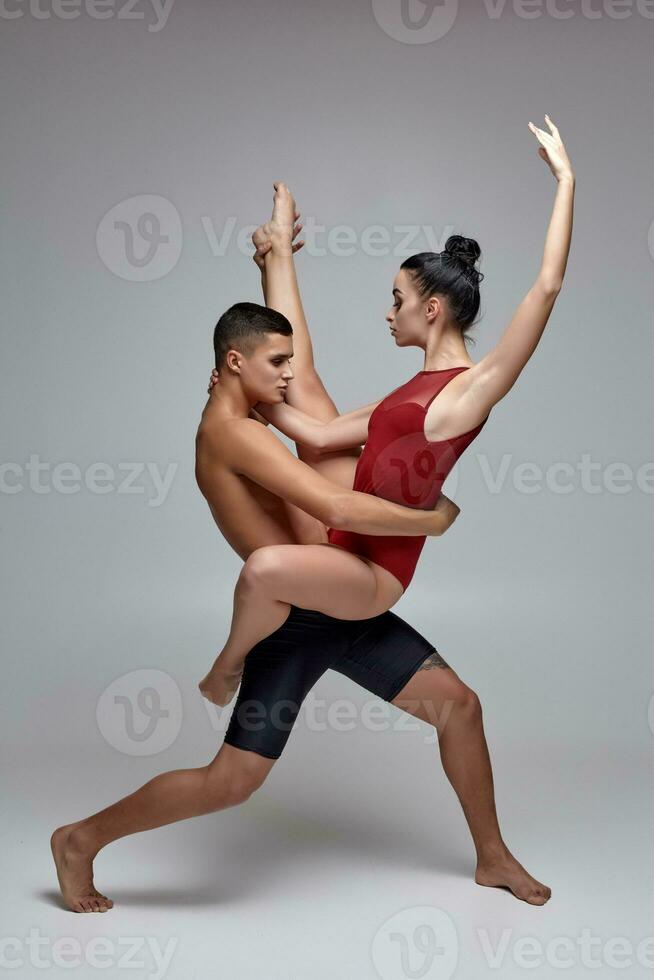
[{"xmin": 213, "ymin": 302, "xmax": 293, "ymax": 370}]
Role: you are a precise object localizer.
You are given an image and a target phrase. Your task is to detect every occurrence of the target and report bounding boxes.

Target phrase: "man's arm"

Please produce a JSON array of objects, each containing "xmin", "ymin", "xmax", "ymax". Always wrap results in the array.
[{"xmin": 225, "ymin": 418, "xmax": 459, "ymax": 537}]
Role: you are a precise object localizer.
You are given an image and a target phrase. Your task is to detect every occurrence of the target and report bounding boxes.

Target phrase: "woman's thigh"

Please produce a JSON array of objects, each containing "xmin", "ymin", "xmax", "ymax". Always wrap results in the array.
[{"xmin": 245, "ymin": 543, "xmax": 404, "ymax": 620}]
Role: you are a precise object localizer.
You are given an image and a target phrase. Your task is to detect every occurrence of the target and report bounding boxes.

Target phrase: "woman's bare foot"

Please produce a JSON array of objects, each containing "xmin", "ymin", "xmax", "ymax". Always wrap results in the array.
[
  {"xmin": 198, "ymin": 663, "xmax": 243, "ymax": 707},
  {"xmin": 50, "ymin": 823, "xmax": 113, "ymax": 913},
  {"xmin": 475, "ymin": 848, "xmax": 551, "ymax": 905}
]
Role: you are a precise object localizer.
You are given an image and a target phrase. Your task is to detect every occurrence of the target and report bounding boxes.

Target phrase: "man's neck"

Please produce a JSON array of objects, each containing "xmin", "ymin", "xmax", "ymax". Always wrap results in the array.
[{"xmin": 208, "ymin": 379, "xmax": 254, "ymax": 419}]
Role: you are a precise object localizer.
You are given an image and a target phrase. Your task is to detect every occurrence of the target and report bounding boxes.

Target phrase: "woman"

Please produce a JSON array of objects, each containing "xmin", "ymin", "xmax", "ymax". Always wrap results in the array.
[{"xmin": 200, "ymin": 115, "xmax": 575, "ymax": 707}]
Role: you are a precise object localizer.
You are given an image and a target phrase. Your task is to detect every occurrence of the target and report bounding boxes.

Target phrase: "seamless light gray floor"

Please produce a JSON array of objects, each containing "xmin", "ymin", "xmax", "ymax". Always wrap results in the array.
[{"xmin": 4, "ymin": 585, "xmax": 652, "ymax": 979}]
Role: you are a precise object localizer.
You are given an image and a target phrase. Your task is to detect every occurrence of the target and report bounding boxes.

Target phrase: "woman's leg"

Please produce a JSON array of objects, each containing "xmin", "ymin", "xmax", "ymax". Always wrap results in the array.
[{"xmin": 199, "ymin": 545, "xmax": 403, "ymax": 706}]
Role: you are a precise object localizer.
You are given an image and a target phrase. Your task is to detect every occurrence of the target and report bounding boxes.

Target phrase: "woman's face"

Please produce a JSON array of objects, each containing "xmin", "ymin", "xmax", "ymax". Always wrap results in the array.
[{"xmin": 385, "ymin": 267, "xmax": 433, "ymax": 348}]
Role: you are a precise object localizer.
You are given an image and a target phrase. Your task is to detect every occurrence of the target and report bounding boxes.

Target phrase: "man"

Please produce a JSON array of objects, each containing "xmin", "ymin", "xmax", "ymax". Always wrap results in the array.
[{"xmin": 50, "ymin": 184, "xmax": 550, "ymax": 913}]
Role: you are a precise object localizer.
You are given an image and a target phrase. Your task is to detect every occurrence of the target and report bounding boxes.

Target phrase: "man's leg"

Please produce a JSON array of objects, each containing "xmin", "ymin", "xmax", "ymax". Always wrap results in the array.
[
  {"xmin": 51, "ymin": 604, "xmax": 349, "ymax": 913},
  {"xmin": 390, "ymin": 660, "xmax": 551, "ymax": 905},
  {"xmin": 51, "ymin": 744, "xmax": 275, "ymax": 912},
  {"xmin": 331, "ymin": 611, "xmax": 551, "ymax": 906}
]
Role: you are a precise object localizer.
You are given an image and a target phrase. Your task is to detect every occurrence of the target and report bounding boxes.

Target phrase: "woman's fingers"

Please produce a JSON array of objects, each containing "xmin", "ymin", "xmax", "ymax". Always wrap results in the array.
[
  {"xmin": 529, "ymin": 117, "xmax": 562, "ymax": 150},
  {"xmin": 528, "ymin": 120, "xmax": 548, "ymax": 142},
  {"xmin": 544, "ymin": 114, "xmax": 561, "ymax": 140}
]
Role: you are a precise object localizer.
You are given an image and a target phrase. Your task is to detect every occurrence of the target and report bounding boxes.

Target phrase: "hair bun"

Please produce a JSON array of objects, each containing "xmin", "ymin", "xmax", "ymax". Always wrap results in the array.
[{"xmin": 444, "ymin": 235, "xmax": 481, "ymax": 270}]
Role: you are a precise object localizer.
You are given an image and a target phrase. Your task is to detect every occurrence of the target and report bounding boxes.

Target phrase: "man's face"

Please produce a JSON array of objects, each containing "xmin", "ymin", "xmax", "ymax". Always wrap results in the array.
[{"xmin": 236, "ymin": 333, "xmax": 294, "ymax": 404}]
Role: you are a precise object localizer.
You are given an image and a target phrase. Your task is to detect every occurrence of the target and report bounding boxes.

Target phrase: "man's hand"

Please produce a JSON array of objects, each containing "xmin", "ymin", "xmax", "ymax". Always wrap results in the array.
[
  {"xmin": 431, "ymin": 493, "xmax": 461, "ymax": 535},
  {"xmin": 252, "ymin": 219, "xmax": 304, "ymax": 270},
  {"xmin": 205, "ymin": 369, "xmax": 269, "ymax": 424},
  {"xmin": 251, "ymin": 181, "xmax": 305, "ymax": 267},
  {"xmin": 252, "ymin": 185, "xmax": 305, "ymax": 270}
]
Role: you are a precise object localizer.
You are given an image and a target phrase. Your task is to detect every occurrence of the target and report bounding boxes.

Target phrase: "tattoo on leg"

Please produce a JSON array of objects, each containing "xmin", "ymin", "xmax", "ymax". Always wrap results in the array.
[{"xmin": 419, "ymin": 649, "xmax": 450, "ymax": 670}]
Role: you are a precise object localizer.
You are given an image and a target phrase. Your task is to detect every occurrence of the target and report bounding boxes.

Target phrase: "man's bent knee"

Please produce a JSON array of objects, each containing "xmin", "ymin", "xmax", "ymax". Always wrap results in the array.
[
  {"xmin": 204, "ymin": 745, "xmax": 275, "ymax": 808},
  {"xmin": 453, "ymin": 684, "xmax": 482, "ymax": 721}
]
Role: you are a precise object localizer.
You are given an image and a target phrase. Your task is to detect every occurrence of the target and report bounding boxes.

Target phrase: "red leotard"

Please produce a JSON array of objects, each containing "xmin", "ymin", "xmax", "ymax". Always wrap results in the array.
[{"xmin": 327, "ymin": 367, "xmax": 489, "ymax": 590}]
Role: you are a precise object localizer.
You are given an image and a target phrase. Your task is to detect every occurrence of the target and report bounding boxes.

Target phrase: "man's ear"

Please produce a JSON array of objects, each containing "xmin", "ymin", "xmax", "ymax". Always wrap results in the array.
[{"xmin": 225, "ymin": 349, "xmax": 242, "ymax": 374}]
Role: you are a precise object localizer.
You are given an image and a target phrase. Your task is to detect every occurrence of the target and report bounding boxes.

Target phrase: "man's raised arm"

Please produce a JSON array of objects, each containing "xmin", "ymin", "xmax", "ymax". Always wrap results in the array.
[{"xmin": 224, "ymin": 418, "xmax": 459, "ymax": 538}]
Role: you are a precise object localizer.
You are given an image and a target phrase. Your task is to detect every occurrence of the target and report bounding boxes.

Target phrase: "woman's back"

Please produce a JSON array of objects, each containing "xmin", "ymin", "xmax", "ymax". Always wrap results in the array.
[{"xmin": 327, "ymin": 366, "xmax": 489, "ymax": 590}]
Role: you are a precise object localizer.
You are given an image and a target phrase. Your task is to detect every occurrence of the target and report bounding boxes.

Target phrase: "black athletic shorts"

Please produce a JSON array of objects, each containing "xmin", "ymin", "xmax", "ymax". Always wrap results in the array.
[{"xmin": 223, "ymin": 605, "xmax": 439, "ymax": 760}]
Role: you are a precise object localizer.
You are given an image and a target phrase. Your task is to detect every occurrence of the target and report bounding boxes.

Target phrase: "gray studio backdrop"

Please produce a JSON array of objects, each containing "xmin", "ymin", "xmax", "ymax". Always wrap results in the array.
[{"xmin": 1, "ymin": 1, "xmax": 652, "ymax": 978}]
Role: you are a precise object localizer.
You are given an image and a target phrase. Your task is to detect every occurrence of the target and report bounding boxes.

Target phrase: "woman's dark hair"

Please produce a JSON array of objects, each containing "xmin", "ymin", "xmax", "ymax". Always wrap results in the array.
[
  {"xmin": 213, "ymin": 301, "xmax": 293, "ymax": 370},
  {"xmin": 400, "ymin": 235, "xmax": 484, "ymax": 344}
]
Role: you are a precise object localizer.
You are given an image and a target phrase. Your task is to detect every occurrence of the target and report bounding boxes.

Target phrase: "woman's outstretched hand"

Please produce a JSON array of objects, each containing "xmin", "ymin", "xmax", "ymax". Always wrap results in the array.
[{"xmin": 528, "ymin": 115, "xmax": 574, "ymax": 183}]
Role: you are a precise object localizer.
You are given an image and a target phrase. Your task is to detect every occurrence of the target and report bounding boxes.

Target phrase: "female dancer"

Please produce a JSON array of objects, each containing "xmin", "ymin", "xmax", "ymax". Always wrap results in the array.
[{"xmin": 200, "ymin": 115, "xmax": 575, "ymax": 707}]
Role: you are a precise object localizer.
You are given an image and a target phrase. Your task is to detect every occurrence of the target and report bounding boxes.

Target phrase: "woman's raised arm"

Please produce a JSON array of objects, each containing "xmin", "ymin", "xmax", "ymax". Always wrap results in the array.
[{"xmin": 471, "ymin": 116, "xmax": 575, "ymax": 411}]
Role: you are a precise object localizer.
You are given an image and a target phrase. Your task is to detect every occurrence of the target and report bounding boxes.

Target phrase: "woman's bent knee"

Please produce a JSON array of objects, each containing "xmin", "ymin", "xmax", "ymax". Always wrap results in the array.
[{"xmin": 239, "ymin": 547, "xmax": 285, "ymax": 593}]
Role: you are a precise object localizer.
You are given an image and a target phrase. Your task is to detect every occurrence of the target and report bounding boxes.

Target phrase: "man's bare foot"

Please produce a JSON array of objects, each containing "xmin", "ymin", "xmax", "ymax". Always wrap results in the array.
[
  {"xmin": 198, "ymin": 664, "xmax": 243, "ymax": 707},
  {"xmin": 50, "ymin": 823, "xmax": 113, "ymax": 913},
  {"xmin": 475, "ymin": 848, "xmax": 551, "ymax": 905}
]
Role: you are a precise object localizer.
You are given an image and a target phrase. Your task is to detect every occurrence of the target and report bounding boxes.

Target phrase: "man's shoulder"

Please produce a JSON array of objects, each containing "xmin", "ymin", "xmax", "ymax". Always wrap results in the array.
[{"xmin": 197, "ymin": 414, "xmax": 277, "ymax": 460}]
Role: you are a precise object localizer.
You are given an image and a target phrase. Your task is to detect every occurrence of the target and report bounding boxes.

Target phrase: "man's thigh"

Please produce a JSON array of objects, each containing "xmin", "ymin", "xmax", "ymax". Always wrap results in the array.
[
  {"xmin": 330, "ymin": 610, "xmax": 440, "ymax": 704},
  {"xmin": 221, "ymin": 606, "xmax": 456, "ymax": 761},
  {"xmin": 222, "ymin": 606, "xmax": 351, "ymax": 760}
]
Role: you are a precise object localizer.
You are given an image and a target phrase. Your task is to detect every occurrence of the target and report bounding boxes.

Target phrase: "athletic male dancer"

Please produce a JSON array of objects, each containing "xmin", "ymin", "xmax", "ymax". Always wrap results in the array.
[{"xmin": 50, "ymin": 184, "xmax": 551, "ymax": 912}]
